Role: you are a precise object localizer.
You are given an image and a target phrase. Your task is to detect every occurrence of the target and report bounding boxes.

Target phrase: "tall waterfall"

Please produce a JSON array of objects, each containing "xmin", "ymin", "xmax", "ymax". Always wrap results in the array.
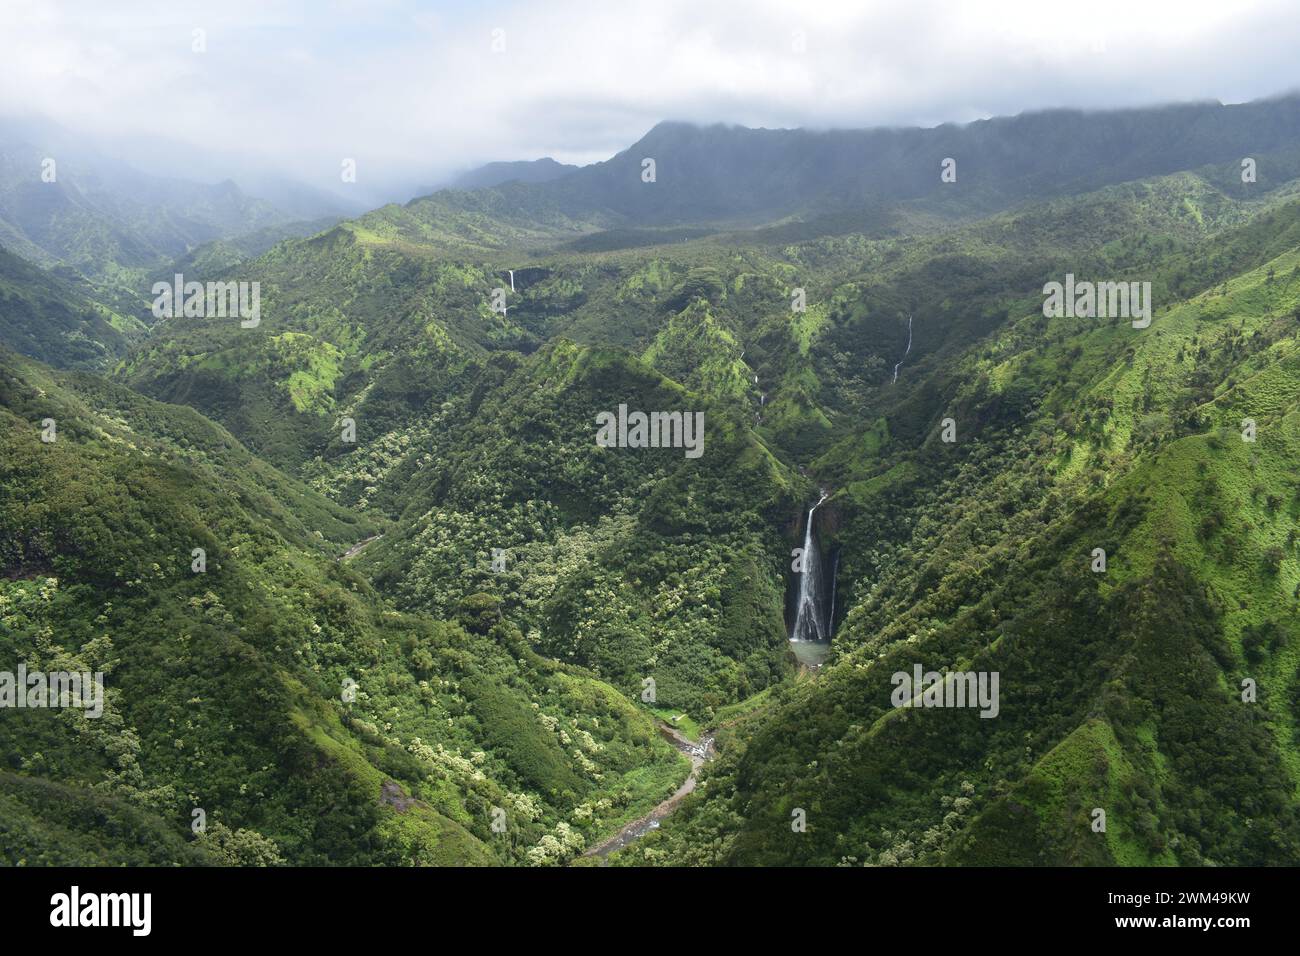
[{"xmin": 791, "ymin": 492, "xmax": 830, "ymax": 642}]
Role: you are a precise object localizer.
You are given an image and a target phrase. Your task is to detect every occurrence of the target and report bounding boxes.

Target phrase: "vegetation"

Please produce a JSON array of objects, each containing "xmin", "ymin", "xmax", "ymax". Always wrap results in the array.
[{"xmin": 5, "ymin": 96, "xmax": 1300, "ymax": 864}]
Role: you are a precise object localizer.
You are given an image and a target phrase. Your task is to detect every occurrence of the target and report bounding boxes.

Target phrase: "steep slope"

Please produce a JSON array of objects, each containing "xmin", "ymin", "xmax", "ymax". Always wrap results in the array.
[
  {"xmin": 111, "ymin": 142, "xmax": 1300, "ymax": 726},
  {"xmin": 116, "ymin": 223, "xmax": 521, "ymax": 470},
  {"xmin": 0, "ymin": 244, "xmax": 145, "ymax": 370},
  {"xmin": 22, "ymin": 95, "xmax": 1300, "ymax": 867},
  {"xmin": 117, "ymin": 142, "xmax": 1300, "ymax": 476},
  {"xmin": 615, "ymin": 204, "xmax": 1300, "ymax": 866},
  {"xmin": 0, "ymin": 347, "xmax": 685, "ymax": 865},
  {"xmin": 353, "ymin": 341, "xmax": 800, "ymax": 715}
]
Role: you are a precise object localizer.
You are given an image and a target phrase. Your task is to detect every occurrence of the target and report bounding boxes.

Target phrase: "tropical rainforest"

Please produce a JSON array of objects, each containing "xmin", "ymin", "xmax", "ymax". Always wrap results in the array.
[{"xmin": 4, "ymin": 93, "xmax": 1300, "ymax": 866}]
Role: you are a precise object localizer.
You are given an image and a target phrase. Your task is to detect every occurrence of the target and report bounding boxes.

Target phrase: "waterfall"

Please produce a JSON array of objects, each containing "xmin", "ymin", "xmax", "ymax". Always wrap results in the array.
[
  {"xmin": 508, "ymin": 269, "xmax": 516, "ymax": 292},
  {"xmin": 891, "ymin": 313, "xmax": 913, "ymax": 384},
  {"xmin": 791, "ymin": 492, "xmax": 830, "ymax": 642}
]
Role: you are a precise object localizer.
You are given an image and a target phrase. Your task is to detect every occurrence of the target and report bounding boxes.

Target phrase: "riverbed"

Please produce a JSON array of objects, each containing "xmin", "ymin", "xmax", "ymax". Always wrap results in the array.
[{"xmin": 583, "ymin": 724, "xmax": 714, "ymax": 860}]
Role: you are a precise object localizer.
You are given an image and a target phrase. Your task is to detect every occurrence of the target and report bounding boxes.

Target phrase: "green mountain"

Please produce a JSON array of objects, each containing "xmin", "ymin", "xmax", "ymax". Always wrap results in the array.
[
  {"xmin": 449, "ymin": 158, "xmax": 580, "ymax": 190},
  {"xmin": 0, "ymin": 140, "xmax": 286, "ymax": 283},
  {"xmin": 0, "ymin": 346, "xmax": 685, "ymax": 865},
  {"xmin": 615, "ymin": 192, "xmax": 1300, "ymax": 868},
  {"xmin": 5, "ymin": 93, "xmax": 1300, "ymax": 866},
  {"xmin": 0, "ymin": 244, "xmax": 145, "ymax": 370},
  {"xmin": 0, "ymin": 118, "xmax": 348, "ymax": 344},
  {"xmin": 494, "ymin": 96, "xmax": 1300, "ymax": 227}
]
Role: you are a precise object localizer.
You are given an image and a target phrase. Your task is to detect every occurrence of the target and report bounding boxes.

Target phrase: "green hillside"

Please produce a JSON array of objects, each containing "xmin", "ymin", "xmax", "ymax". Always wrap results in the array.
[
  {"xmin": 5, "ymin": 94, "xmax": 1300, "ymax": 867},
  {"xmin": 615, "ymin": 201, "xmax": 1300, "ymax": 867},
  {"xmin": 0, "ymin": 347, "xmax": 684, "ymax": 865}
]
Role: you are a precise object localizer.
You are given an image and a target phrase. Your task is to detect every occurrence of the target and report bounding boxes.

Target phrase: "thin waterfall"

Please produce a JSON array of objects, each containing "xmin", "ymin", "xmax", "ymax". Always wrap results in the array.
[
  {"xmin": 791, "ymin": 492, "xmax": 829, "ymax": 642},
  {"xmin": 508, "ymin": 269, "xmax": 516, "ymax": 292},
  {"xmin": 892, "ymin": 313, "xmax": 913, "ymax": 384}
]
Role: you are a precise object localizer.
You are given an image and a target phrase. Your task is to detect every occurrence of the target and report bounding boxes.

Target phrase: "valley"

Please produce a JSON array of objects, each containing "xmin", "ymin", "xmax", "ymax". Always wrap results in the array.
[
  {"xmin": 4, "ymin": 92, "xmax": 1300, "ymax": 868},
  {"xmin": 583, "ymin": 721, "xmax": 714, "ymax": 861}
]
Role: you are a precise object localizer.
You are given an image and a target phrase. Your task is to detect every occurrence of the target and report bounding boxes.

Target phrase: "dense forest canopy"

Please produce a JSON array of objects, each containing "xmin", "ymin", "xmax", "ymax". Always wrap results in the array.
[{"xmin": 4, "ymin": 92, "xmax": 1300, "ymax": 867}]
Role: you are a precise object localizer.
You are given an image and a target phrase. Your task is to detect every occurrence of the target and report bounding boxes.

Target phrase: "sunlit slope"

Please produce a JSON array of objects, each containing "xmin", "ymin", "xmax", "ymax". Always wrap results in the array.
[
  {"xmin": 0, "ymin": 244, "xmax": 144, "ymax": 371},
  {"xmin": 356, "ymin": 340, "xmax": 801, "ymax": 715},
  {"xmin": 114, "ymin": 156, "xmax": 1300, "ymax": 482},
  {"xmin": 615, "ymin": 208, "xmax": 1300, "ymax": 867},
  {"xmin": 0, "ymin": 347, "xmax": 682, "ymax": 865}
]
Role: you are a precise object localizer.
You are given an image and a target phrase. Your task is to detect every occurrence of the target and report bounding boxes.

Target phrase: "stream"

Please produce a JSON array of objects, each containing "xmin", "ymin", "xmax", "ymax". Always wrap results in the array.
[
  {"xmin": 583, "ymin": 723, "xmax": 715, "ymax": 860},
  {"xmin": 340, "ymin": 533, "xmax": 384, "ymax": 561}
]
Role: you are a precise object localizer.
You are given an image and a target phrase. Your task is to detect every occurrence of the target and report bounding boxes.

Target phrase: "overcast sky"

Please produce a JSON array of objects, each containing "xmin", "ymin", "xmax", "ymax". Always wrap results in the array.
[{"xmin": 3, "ymin": 0, "xmax": 1298, "ymax": 203}]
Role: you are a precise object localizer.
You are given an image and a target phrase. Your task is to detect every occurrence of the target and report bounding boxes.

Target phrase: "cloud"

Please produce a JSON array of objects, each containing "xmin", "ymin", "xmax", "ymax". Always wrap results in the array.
[{"xmin": 1, "ymin": 0, "xmax": 1297, "ymax": 201}]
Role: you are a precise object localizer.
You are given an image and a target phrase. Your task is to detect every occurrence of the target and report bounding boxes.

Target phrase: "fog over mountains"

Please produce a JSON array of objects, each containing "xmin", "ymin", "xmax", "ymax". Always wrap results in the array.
[
  {"xmin": 5, "ymin": 69, "xmax": 1300, "ymax": 878},
  {"xmin": 8, "ymin": 91, "xmax": 1300, "ymax": 287}
]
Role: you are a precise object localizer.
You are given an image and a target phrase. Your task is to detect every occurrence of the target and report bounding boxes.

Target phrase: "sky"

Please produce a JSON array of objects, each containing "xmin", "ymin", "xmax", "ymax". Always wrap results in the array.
[{"xmin": 2, "ymin": 0, "xmax": 1299, "ymax": 204}]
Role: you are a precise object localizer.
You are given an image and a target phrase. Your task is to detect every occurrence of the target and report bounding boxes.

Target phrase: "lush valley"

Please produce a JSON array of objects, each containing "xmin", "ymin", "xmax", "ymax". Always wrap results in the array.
[
  {"xmin": 4, "ymin": 94, "xmax": 1300, "ymax": 866},
  {"xmin": 0, "ymin": 347, "xmax": 685, "ymax": 865}
]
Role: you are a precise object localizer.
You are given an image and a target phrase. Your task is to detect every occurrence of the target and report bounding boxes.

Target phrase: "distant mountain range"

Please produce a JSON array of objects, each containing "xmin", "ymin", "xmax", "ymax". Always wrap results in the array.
[
  {"xmin": 0, "ymin": 117, "xmax": 350, "ymax": 293},
  {"xmin": 449, "ymin": 157, "xmax": 580, "ymax": 190},
  {"xmin": 509, "ymin": 95, "xmax": 1300, "ymax": 225}
]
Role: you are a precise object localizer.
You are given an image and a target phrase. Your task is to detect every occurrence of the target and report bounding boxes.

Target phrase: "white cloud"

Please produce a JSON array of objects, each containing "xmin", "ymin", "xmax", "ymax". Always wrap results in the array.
[{"xmin": 0, "ymin": 0, "xmax": 1296, "ymax": 201}]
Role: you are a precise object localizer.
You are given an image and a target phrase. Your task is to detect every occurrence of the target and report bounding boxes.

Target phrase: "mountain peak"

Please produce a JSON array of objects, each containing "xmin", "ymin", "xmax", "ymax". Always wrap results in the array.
[{"xmin": 449, "ymin": 157, "xmax": 579, "ymax": 191}]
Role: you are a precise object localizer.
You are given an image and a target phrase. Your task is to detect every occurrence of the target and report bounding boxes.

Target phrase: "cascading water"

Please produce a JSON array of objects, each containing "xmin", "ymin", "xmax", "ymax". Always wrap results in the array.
[
  {"xmin": 790, "ymin": 492, "xmax": 830, "ymax": 643},
  {"xmin": 891, "ymin": 313, "xmax": 913, "ymax": 384}
]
